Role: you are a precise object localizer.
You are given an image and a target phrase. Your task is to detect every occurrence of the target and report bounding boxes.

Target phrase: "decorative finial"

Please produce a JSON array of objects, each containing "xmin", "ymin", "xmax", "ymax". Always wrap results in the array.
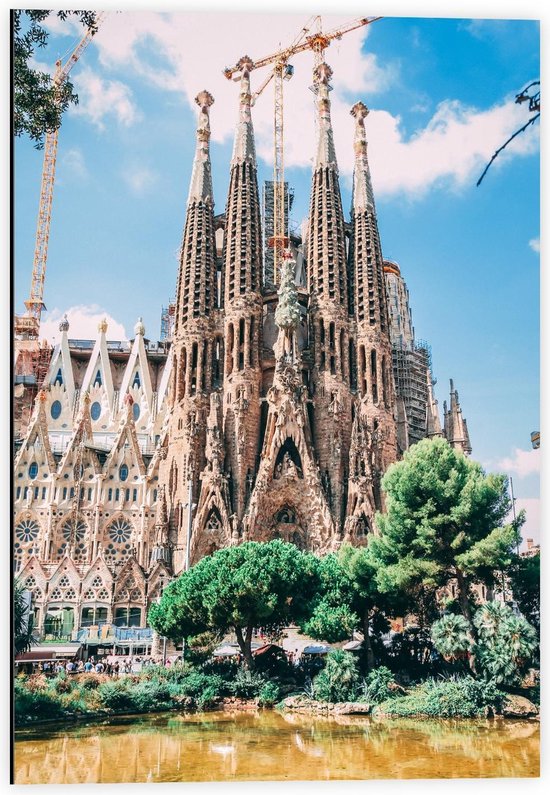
[
  {"xmin": 134, "ymin": 317, "xmax": 145, "ymax": 336},
  {"xmin": 314, "ymin": 62, "xmax": 333, "ymax": 86},
  {"xmin": 59, "ymin": 313, "xmax": 69, "ymax": 332},
  {"xmin": 195, "ymin": 90, "xmax": 214, "ymax": 112},
  {"xmin": 351, "ymin": 101, "xmax": 369, "ymax": 123},
  {"xmin": 98, "ymin": 318, "xmax": 108, "ymax": 334}
]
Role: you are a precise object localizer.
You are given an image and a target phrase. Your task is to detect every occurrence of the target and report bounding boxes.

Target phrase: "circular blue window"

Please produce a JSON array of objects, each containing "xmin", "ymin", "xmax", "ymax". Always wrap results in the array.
[
  {"xmin": 51, "ymin": 400, "xmax": 62, "ymax": 420},
  {"xmin": 91, "ymin": 402, "xmax": 101, "ymax": 421},
  {"xmin": 132, "ymin": 402, "xmax": 140, "ymax": 422},
  {"xmin": 119, "ymin": 464, "xmax": 129, "ymax": 482},
  {"xmin": 28, "ymin": 462, "xmax": 38, "ymax": 479}
]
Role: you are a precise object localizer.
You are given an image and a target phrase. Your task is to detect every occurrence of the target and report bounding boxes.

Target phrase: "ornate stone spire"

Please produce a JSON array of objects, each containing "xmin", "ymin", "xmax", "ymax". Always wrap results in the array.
[
  {"xmin": 223, "ymin": 57, "xmax": 262, "ymax": 301},
  {"xmin": 350, "ymin": 100, "xmax": 389, "ymax": 333},
  {"xmin": 59, "ymin": 314, "xmax": 69, "ymax": 333},
  {"xmin": 306, "ymin": 61, "xmax": 347, "ymax": 307},
  {"xmin": 443, "ymin": 379, "xmax": 472, "ymax": 455},
  {"xmin": 150, "ymin": 485, "xmax": 171, "ymax": 567},
  {"xmin": 175, "ymin": 90, "xmax": 217, "ymax": 334},
  {"xmin": 231, "ymin": 57, "xmax": 256, "ymax": 165},
  {"xmin": 426, "ymin": 369, "xmax": 443, "ymax": 438},
  {"xmin": 188, "ymin": 90, "xmax": 214, "ymax": 205},
  {"xmin": 350, "ymin": 101, "xmax": 375, "ymax": 213},
  {"xmin": 314, "ymin": 62, "xmax": 337, "ymax": 167}
]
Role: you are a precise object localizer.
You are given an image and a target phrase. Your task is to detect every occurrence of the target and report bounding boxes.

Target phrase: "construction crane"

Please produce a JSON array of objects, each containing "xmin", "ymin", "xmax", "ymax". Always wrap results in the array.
[
  {"xmin": 224, "ymin": 15, "xmax": 382, "ymax": 285},
  {"xmin": 14, "ymin": 12, "xmax": 106, "ymax": 341}
]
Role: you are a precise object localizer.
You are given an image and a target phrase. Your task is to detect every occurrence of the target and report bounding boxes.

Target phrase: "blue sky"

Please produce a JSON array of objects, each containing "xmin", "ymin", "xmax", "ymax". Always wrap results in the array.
[{"xmin": 13, "ymin": 7, "xmax": 540, "ymax": 544}]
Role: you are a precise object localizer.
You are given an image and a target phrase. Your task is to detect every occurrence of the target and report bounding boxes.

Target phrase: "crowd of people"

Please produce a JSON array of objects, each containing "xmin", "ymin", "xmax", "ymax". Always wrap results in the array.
[{"xmin": 39, "ymin": 655, "xmax": 183, "ymax": 676}]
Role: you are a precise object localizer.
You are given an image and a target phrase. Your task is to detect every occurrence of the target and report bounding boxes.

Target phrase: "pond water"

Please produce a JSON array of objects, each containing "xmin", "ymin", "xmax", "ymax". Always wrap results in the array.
[{"xmin": 14, "ymin": 710, "xmax": 539, "ymax": 784}]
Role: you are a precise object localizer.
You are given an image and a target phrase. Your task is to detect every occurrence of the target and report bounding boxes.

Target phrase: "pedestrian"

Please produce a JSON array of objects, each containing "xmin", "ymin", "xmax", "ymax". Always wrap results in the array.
[
  {"xmin": 66, "ymin": 660, "xmax": 76, "ymax": 674},
  {"xmin": 84, "ymin": 659, "xmax": 93, "ymax": 673},
  {"xmin": 95, "ymin": 660, "xmax": 104, "ymax": 674},
  {"xmin": 77, "ymin": 660, "xmax": 85, "ymax": 673}
]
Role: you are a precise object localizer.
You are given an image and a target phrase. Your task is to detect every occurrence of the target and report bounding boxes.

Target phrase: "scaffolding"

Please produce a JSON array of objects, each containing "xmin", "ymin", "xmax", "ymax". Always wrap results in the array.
[
  {"xmin": 262, "ymin": 180, "xmax": 294, "ymax": 289},
  {"xmin": 392, "ymin": 339, "xmax": 432, "ymax": 446}
]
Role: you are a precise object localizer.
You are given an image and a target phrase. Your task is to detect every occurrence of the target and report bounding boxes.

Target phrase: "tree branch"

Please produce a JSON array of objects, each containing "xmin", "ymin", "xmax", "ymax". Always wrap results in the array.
[{"xmin": 477, "ymin": 113, "xmax": 540, "ymax": 187}]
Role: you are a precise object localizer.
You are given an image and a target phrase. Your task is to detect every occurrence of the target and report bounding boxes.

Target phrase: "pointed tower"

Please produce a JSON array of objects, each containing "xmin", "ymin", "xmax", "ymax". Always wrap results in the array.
[
  {"xmin": 348, "ymin": 101, "xmax": 397, "ymax": 521},
  {"xmin": 306, "ymin": 62, "xmax": 354, "ymax": 534},
  {"xmin": 426, "ymin": 369, "xmax": 443, "ymax": 439},
  {"xmin": 443, "ymin": 379, "xmax": 472, "ymax": 455},
  {"xmin": 161, "ymin": 90, "xmax": 222, "ymax": 573},
  {"xmin": 221, "ymin": 57, "xmax": 263, "ymax": 524}
]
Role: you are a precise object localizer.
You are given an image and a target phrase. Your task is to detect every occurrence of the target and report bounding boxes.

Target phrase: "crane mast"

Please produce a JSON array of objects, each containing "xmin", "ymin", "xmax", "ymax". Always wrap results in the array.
[
  {"xmin": 224, "ymin": 15, "xmax": 382, "ymax": 285},
  {"xmin": 15, "ymin": 13, "xmax": 106, "ymax": 341}
]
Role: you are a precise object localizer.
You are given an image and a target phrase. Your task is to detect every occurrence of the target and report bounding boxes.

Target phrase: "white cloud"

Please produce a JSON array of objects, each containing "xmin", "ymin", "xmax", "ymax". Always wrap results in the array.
[
  {"xmin": 40, "ymin": 305, "xmax": 127, "ymax": 344},
  {"xmin": 88, "ymin": 12, "xmax": 539, "ymax": 199},
  {"xmin": 61, "ymin": 148, "xmax": 88, "ymax": 180},
  {"xmin": 71, "ymin": 68, "xmax": 140, "ymax": 130},
  {"xmin": 496, "ymin": 447, "xmax": 540, "ymax": 479},
  {"xmin": 122, "ymin": 165, "xmax": 158, "ymax": 195},
  {"xmin": 529, "ymin": 237, "xmax": 540, "ymax": 253}
]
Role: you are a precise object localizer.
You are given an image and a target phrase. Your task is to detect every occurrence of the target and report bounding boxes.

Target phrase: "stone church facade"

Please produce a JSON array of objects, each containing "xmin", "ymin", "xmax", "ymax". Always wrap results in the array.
[{"xmin": 13, "ymin": 60, "xmax": 471, "ymax": 637}]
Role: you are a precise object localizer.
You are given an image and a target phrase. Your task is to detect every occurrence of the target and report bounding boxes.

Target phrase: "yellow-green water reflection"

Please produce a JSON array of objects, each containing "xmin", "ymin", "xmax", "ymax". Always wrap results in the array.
[{"xmin": 14, "ymin": 710, "xmax": 539, "ymax": 784}]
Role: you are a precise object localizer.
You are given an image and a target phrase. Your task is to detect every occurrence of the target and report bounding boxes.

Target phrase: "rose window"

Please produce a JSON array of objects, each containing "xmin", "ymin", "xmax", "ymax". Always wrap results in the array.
[
  {"xmin": 58, "ymin": 575, "xmax": 70, "ymax": 588},
  {"xmin": 92, "ymin": 576, "xmax": 103, "ymax": 588},
  {"xmin": 50, "ymin": 588, "xmax": 63, "ymax": 600},
  {"xmin": 15, "ymin": 519, "xmax": 40, "ymax": 543},
  {"xmin": 108, "ymin": 518, "xmax": 132, "ymax": 544},
  {"xmin": 62, "ymin": 519, "xmax": 87, "ymax": 543},
  {"xmin": 97, "ymin": 588, "xmax": 110, "ymax": 601},
  {"xmin": 117, "ymin": 588, "xmax": 129, "ymax": 601},
  {"xmin": 84, "ymin": 588, "xmax": 95, "ymax": 600},
  {"xmin": 24, "ymin": 576, "xmax": 36, "ymax": 589},
  {"xmin": 64, "ymin": 588, "xmax": 76, "ymax": 600},
  {"xmin": 130, "ymin": 588, "xmax": 142, "ymax": 602}
]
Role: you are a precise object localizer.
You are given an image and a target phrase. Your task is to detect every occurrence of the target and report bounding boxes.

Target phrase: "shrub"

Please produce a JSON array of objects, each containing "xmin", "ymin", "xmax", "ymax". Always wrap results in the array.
[
  {"xmin": 52, "ymin": 673, "xmax": 73, "ymax": 694},
  {"xmin": 132, "ymin": 680, "xmax": 173, "ymax": 711},
  {"xmin": 97, "ymin": 680, "xmax": 137, "ymax": 711},
  {"xmin": 181, "ymin": 671, "xmax": 225, "ymax": 699},
  {"xmin": 78, "ymin": 673, "xmax": 108, "ymax": 690},
  {"xmin": 14, "ymin": 679, "xmax": 64, "ymax": 723},
  {"xmin": 257, "ymin": 681, "xmax": 281, "ymax": 707},
  {"xmin": 376, "ymin": 676, "xmax": 504, "ymax": 718},
  {"xmin": 229, "ymin": 667, "xmax": 267, "ymax": 699},
  {"xmin": 361, "ymin": 666, "xmax": 395, "ymax": 705},
  {"xmin": 313, "ymin": 650, "xmax": 360, "ymax": 703}
]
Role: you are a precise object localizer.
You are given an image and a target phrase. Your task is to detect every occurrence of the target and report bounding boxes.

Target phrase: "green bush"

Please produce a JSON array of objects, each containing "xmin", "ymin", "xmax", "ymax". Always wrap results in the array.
[
  {"xmin": 431, "ymin": 614, "xmax": 472, "ymax": 660},
  {"xmin": 14, "ymin": 679, "xmax": 64, "ymax": 722},
  {"xmin": 97, "ymin": 680, "xmax": 137, "ymax": 711},
  {"xmin": 229, "ymin": 667, "xmax": 267, "ymax": 699},
  {"xmin": 361, "ymin": 666, "xmax": 395, "ymax": 705},
  {"xmin": 257, "ymin": 681, "xmax": 281, "ymax": 707},
  {"xmin": 181, "ymin": 671, "xmax": 226, "ymax": 699},
  {"xmin": 376, "ymin": 677, "xmax": 504, "ymax": 718},
  {"xmin": 313, "ymin": 650, "xmax": 360, "ymax": 703}
]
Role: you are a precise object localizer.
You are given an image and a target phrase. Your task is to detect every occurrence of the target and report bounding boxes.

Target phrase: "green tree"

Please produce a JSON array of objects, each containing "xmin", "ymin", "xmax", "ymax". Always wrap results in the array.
[
  {"xmin": 149, "ymin": 540, "xmax": 320, "ymax": 668},
  {"xmin": 300, "ymin": 546, "xmax": 403, "ymax": 671},
  {"xmin": 13, "ymin": 10, "xmax": 98, "ymax": 147},
  {"xmin": 14, "ymin": 579, "xmax": 34, "ymax": 656},
  {"xmin": 507, "ymin": 552, "xmax": 540, "ymax": 631},
  {"xmin": 370, "ymin": 438, "xmax": 520, "ymax": 623}
]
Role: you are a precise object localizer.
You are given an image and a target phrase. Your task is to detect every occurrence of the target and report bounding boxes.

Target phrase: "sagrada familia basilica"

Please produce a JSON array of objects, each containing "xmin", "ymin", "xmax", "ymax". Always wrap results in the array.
[{"xmin": 13, "ymin": 58, "xmax": 471, "ymax": 638}]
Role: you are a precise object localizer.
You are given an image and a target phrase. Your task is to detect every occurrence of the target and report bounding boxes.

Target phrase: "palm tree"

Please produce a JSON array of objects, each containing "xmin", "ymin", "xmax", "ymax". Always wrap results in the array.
[
  {"xmin": 14, "ymin": 579, "xmax": 34, "ymax": 656},
  {"xmin": 431, "ymin": 614, "xmax": 472, "ymax": 661}
]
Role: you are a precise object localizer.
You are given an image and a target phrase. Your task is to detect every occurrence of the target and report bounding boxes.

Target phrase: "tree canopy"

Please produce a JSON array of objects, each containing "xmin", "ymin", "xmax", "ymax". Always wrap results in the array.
[
  {"xmin": 507, "ymin": 552, "xmax": 540, "ymax": 631},
  {"xmin": 370, "ymin": 438, "xmax": 520, "ymax": 621},
  {"xmin": 14, "ymin": 580, "xmax": 34, "ymax": 656},
  {"xmin": 148, "ymin": 540, "xmax": 320, "ymax": 667},
  {"xmin": 13, "ymin": 10, "xmax": 98, "ymax": 147}
]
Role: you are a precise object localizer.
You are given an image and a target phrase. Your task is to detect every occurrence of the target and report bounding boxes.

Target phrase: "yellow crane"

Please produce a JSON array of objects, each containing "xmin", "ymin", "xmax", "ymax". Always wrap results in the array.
[
  {"xmin": 224, "ymin": 15, "xmax": 382, "ymax": 285},
  {"xmin": 15, "ymin": 12, "xmax": 106, "ymax": 341}
]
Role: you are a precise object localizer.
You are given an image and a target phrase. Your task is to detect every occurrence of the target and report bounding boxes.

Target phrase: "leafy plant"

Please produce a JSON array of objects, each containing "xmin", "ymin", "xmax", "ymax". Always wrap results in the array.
[
  {"xmin": 257, "ymin": 681, "xmax": 281, "ymax": 707},
  {"xmin": 229, "ymin": 667, "xmax": 267, "ymax": 699},
  {"xmin": 361, "ymin": 666, "xmax": 395, "ymax": 705},
  {"xmin": 375, "ymin": 676, "xmax": 504, "ymax": 718},
  {"xmin": 313, "ymin": 650, "xmax": 361, "ymax": 703},
  {"xmin": 431, "ymin": 614, "xmax": 473, "ymax": 660}
]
